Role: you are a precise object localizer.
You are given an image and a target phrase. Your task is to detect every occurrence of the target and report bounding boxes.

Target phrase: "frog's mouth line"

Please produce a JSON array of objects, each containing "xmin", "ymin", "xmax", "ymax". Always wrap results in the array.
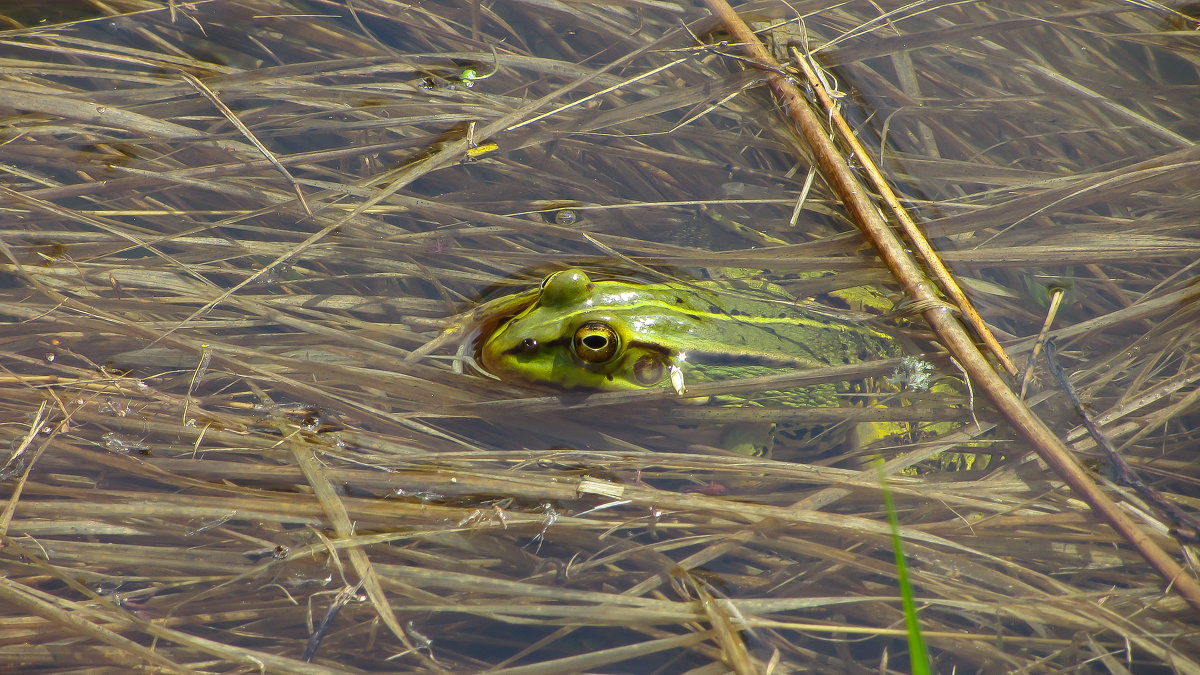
[{"xmin": 498, "ymin": 337, "xmax": 676, "ymax": 360}]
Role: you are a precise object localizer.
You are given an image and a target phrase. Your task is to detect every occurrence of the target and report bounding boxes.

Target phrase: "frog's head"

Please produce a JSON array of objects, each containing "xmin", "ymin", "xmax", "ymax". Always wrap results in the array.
[{"xmin": 479, "ymin": 269, "xmax": 681, "ymax": 391}]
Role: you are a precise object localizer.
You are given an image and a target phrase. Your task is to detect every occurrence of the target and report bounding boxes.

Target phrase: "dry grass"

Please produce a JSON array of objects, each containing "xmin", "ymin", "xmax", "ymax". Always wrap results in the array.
[{"xmin": 0, "ymin": 0, "xmax": 1198, "ymax": 672}]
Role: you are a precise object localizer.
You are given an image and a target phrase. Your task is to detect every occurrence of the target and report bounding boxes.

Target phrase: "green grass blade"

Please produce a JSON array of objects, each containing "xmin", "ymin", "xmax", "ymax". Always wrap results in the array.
[{"xmin": 878, "ymin": 461, "xmax": 931, "ymax": 675}]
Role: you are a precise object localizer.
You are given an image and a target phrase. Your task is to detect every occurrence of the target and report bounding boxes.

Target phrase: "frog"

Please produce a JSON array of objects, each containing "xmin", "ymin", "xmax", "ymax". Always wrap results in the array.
[{"xmin": 476, "ymin": 268, "xmax": 910, "ymax": 457}]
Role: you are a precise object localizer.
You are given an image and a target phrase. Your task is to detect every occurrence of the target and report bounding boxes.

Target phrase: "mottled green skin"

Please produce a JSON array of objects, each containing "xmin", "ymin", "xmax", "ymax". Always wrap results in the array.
[{"xmin": 479, "ymin": 269, "xmax": 900, "ymax": 402}]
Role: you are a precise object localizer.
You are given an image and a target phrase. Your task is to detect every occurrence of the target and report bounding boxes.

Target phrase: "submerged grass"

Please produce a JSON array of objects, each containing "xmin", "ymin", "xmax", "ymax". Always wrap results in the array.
[{"xmin": 0, "ymin": 0, "xmax": 1198, "ymax": 672}]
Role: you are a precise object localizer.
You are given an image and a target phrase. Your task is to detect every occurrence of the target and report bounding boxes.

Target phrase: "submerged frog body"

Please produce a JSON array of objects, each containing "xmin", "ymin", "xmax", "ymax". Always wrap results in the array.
[{"xmin": 477, "ymin": 269, "xmax": 905, "ymax": 455}]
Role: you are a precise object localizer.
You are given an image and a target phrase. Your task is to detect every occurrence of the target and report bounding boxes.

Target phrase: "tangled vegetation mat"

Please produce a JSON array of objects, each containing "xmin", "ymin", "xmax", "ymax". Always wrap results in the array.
[{"xmin": 0, "ymin": 1, "xmax": 1199, "ymax": 672}]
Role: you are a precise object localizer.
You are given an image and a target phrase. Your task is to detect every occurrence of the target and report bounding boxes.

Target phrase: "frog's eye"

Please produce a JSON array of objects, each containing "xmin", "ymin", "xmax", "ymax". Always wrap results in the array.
[
  {"xmin": 540, "ymin": 269, "xmax": 591, "ymax": 306},
  {"xmin": 573, "ymin": 321, "xmax": 619, "ymax": 363}
]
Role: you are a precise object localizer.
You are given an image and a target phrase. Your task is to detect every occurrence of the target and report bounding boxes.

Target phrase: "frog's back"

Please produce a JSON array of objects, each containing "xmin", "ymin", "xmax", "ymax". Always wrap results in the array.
[{"xmin": 660, "ymin": 279, "xmax": 900, "ymax": 370}]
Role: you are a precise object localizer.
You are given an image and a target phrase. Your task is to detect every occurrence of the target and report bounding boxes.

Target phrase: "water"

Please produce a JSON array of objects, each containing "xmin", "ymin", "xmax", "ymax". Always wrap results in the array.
[{"xmin": 1, "ymin": 1, "xmax": 1198, "ymax": 671}]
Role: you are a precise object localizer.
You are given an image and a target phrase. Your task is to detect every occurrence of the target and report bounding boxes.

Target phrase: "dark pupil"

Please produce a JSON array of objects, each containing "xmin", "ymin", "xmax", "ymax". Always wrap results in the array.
[
  {"xmin": 582, "ymin": 335, "xmax": 608, "ymax": 350},
  {"xmin": 521, "ymin": 338, "xmax": 538, "ymax": 353}
]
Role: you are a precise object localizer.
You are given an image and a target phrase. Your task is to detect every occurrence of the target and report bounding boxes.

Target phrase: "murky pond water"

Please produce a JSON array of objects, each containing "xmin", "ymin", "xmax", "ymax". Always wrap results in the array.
[{"xmin": 1, "ymin": 1, "xmax": 1198, "ymax": 672}]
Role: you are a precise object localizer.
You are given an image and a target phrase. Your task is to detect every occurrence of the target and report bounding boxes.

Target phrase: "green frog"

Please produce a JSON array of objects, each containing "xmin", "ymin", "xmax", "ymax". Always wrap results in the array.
[{"xmin": 476, "ymin": 268, "xmax": 910, "ymax": 457}]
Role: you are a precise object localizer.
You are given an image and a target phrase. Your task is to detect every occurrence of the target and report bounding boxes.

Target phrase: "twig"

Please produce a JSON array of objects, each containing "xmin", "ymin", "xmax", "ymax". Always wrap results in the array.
[{"xmin": 787, "ymin": 44, "xmax": 1016, "ymax": 377}]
